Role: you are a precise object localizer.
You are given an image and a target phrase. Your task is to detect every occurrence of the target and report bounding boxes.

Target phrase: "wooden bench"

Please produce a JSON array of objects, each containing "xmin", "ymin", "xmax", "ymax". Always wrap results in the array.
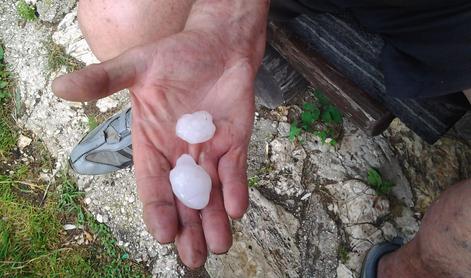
[{"xmin": 257, "ymin": 13, "xmax": 470, "ymax": 143}]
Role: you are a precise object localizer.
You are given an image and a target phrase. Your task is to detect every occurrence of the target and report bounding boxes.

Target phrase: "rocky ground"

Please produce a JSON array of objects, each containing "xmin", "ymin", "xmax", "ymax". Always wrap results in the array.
[{"xmin": 1, "ymin": 1, "xmax": 470, "ymax": 277}]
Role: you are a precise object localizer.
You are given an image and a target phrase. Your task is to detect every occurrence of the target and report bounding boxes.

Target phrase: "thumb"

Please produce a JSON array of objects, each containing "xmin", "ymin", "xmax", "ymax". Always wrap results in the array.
[{"xmin": 52, "ymin": 48, "xmax": 142, "ymax": 102}]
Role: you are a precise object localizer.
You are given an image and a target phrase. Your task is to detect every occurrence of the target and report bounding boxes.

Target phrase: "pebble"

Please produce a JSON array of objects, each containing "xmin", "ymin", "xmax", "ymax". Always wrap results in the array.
[{"xmin": 17, "ymin": 135, "xmax": 32, "ymax": 150}]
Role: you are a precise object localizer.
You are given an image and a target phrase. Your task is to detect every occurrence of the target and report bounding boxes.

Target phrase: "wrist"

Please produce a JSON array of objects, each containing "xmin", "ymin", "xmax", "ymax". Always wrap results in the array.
[{"xmin": 184, "ymin": 0, "xmax": 270, "ymax": 68}]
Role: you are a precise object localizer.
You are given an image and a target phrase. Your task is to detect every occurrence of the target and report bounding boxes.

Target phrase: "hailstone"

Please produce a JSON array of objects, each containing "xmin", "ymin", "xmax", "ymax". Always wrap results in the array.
[
  {"xmin": 169, "ymin": 154, "xmax": 211, "ymax": 210},
  {"xmin": 176, "ymin": 111, "xmax": 216, "ymax": 144}
]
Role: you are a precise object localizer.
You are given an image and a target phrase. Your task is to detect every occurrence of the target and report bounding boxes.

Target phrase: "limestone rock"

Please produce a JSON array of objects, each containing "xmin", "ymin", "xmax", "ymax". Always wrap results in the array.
[
  {"xmin": 325, "ymin": 180, "xmax": 389, "ymax": 225},
  {"xmin": 36, "ymin": 0, "xmax": 76, "ymax": 23},
  {"xmin": 298, "ymin": 193, "xmax": 339, "ymax": 278},
  {"xmin": 206, "ymin": 188, "xmax": 301, "ymax": 277}
]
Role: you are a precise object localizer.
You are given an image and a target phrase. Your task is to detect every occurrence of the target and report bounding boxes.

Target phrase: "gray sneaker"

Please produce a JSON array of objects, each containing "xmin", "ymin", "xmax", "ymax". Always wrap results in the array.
[{"xmin": 69, "ymin": 107, "xmax": 133, "ymax": 175}]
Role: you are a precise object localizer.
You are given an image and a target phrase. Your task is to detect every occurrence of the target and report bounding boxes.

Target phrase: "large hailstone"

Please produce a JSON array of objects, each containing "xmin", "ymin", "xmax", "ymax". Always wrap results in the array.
[
  {"xmin": 169, "ymin": 154, "xmax": 211, "ymax": 210},
  {"xmin": 176, "ymin": 111, "xmax": 216, "ymax": 144}
]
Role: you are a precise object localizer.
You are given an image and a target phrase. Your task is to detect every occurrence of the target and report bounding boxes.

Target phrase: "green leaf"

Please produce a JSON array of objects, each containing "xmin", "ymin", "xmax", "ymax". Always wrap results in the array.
[
  {"xmin": 367, "ymin": 168, "xmax": 382, "ymax": 188},
  {"xmin": 321, "ymin": 110, "xmax": 333, "ymax": 124},
  {"xmin": 0, "ymin": 46, "xmax": 4, "ymax": 61},
  {"xmin": 303, "ymin": 103, "xmax": 316, "ymax": 112},
  {"xmin": 289, "ymin": 122, "xmax": 302, "ymax": 142},
  {"xmin": 322, "ymin": 106, "xmax": 342, "ymax": 125},
  {"xmin": 329, "ymin": 139, "xmax": 337, "ymax": 146},
  {"xmin": 301, "ymin": 111, "xmax": 314, "ymax": 127},
  {"xmin": 314, "ymin": 90, "xmax": 330, "ymax": 106},
  {"xmin": 315, "ymin": 130, "xmax": 327, "ymax": 142},
  {"xmin": 0, "ymin": 81, "xmax": 8, "ymax": 89}
]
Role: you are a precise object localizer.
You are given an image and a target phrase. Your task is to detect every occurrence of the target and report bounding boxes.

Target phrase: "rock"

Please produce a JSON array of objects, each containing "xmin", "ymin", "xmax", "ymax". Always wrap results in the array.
[
  {"xmin": 17, "ymin": 134, "xmax": 32, "ymax": 150},
  {"xmin": 325, "ymin": 180, "xmax": 389, "ymax": 225},
  {"xmin": 247, "ymin": 118, "xmax": 278, "ymax": 177},
  {"xmin": 36, "ymin": 0, "xmax": 76, "ymax": 23},
  {"xmin": 393, "ymin": 207, "xmax": 420, "ymax": 241},
  {"xmin": 298, "ymin": 193, "xmax": 339, "ymax": 278},
  {"xmin": 337, "ymin": 263, "xmax": 354, "ymax": 278},
  {"xmin": 63, "ymin": 224, "xmax": 76, "ymax": 230},
  {"xmin": 52, "ymin": 9, "xmax": 99, "ymax": 65},
  {"xmin": 205, "ymin": 188, "xmax": 301, "ymax": 277},
  {"xmin": 385, "ymin": 119, "xmax": 471, "ymax": 212},
  {"xmin": 258, "ymin": 138, "xmax": 306, "ymax": 199}
]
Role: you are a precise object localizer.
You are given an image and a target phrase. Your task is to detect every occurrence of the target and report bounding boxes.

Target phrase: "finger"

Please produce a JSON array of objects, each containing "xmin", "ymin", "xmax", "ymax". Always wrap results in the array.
[
  {"xmin": 52, "ymin": 47, "xmax": 142, "ymax": 102},
  {"xmin": 175, "ymin": 201, "xmax": 207, "ymax": 269},
  {"xmin": 199, "ymin": 153, "xmax": 232, "ymax": 254},
  {"xmin": 218, "ymin": 146, "xmax": 249, "ymax": 219},
  {"xmin": 133, "ymin": 132, "xmax": 178, "ymax": 244}
]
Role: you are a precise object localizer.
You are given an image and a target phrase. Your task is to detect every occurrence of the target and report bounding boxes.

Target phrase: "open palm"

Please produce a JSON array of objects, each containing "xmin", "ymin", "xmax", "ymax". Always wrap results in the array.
[{"xmin": 53, "ymin": 30, "xmax": 259, "ymax": 267}]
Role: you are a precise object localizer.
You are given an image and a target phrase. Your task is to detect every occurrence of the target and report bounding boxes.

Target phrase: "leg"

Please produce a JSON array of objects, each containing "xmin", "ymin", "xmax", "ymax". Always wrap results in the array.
[
  {"xmin": 78, "ymin": 0, "xmax": 195, "ymax": 61},
  {"xmin": 378, "ymin": 179, "xmax": 471, "ymax": 278}
]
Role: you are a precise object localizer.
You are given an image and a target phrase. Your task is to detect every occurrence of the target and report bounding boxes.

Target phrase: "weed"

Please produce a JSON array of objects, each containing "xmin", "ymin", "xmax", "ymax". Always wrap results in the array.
[
  {"xmin": 87, "ymin": 115, "xmax": 98, "ymax": 131},
  {"xmin": 0, "ymin": 44, "xmax": 17, "ymax": 156},
  {"xmin": 289, "ymin": 122, "xmax": 302, "ymax": 142},
  {"xmin": 367, "ymin": 168, "xmax": 394, "ymax": 195},
  {"xmin": 289, "ymin": 89, "xmax": 342, "ymax": 145},
  {"xmin": 248, "ymin": 176, "xmax": 259, "ymax": 188},
  {"xmin": 338, "ymin": 244, "xmax": 350, "ymax": 264},
  {"xmin": 17, "ymin": 0, "xmax": 38, "ymax": 21},
  {"xmin": 46, "ymin": 40, "xmax": 84, "ymax": 73}
]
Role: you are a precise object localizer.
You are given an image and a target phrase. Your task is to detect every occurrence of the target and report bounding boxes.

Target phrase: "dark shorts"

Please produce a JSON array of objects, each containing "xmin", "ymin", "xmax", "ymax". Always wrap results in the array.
[{"xmin": 270, "ymin": 0, "xmax": 471, "ymax": 99}]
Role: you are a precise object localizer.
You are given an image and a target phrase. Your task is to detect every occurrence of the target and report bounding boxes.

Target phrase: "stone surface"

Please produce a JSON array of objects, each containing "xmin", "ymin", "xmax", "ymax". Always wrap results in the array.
[
  {"xmin": 385, "ymin": 119, "xmax": 471, "ymax": 213},
  {"xmin": 206, "ymin": 188, "xmax": 302, "ymax": 277}
]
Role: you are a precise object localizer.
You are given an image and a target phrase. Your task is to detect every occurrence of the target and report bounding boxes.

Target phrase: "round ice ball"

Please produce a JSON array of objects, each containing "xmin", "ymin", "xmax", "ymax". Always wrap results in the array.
[
  {"xmin": 169, "ymin": 154, "xmax": 211, "ymax": 210},
  {"xmin": 176, "ymin": 111, "xmax": 216, "ymax": 144}
]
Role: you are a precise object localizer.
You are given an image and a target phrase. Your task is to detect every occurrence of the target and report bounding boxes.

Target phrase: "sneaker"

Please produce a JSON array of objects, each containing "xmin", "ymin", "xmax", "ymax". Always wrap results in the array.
[{"xmin": 69, "ymin": 107, "xmax": 133, "ymax": 175}]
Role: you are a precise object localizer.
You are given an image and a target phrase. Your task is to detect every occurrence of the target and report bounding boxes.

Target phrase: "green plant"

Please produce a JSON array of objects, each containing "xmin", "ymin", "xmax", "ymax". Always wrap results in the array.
[
  {"xmin": 0, "ymin": 169, "xmax": 149, "ymax": 277},
  {"xmin": 88, "ymin": 115, "xmax": 98, "ymax": 131},
  {"xmin": 0, "ymin": 45, "xmax": 17, "ymax": 155},
  {"xmin": 17, "ymin": 0, "xmax": 38, "ymax": 21},
  {"xmin": 338, "ymin": 244, "xmax": 350, "ymax": 264},
  {"xmin": 248, "ymin": 176, "xmax": 259, "ymax": 188},
  {"xmin": 289, "ymin": 89, "xmax": 342, "ymax": 145},
  {"xmin": 47, "ymin": 40, "xmax": 84, "ymax": 73},
  {"xmin": 367, "ymin": 168, "xmax": 394, "ymax": 195},
  {"xmin": 289, "ymin": 122, "xmax": 302, "ymax": 142}
]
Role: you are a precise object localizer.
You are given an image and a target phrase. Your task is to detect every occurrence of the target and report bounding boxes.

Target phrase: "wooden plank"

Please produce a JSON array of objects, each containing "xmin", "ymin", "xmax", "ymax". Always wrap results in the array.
[{"xmin": 268, "ymin": 21, "xmax": 394, "ymax": 136}]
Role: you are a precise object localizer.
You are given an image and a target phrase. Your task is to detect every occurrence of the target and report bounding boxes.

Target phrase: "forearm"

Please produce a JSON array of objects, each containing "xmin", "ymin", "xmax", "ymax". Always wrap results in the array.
[{"xmin": 184, "ymin": 0, "xmax": 271, "ymax": 68}]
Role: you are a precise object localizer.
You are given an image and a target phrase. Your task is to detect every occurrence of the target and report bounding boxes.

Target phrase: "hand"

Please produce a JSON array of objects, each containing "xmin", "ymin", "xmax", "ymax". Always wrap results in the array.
[{"xmin": 53, "ymin": 28, "xmax": 263, "ymax": 267}]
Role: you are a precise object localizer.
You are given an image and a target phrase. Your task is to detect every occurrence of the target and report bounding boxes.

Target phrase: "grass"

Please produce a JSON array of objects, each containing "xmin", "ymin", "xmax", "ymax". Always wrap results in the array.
[
  {"xmin": 87, "ymin": 116, "xmax": 98, "ymax": 131},
  {"xmin": 0, "ymin": 170, "xmax": 149, "ymax": 277},
  {"xmin": 16, "ymin": 0, "xmax": 38, "ymax": 21},
  {"xmin": 338, "ymin": 244, "xmax": 350, "ymax": 264},
  {"xmin": 289, "ymin": 89, "xmax": 342, "ymax": 146},
  {"xmin": 0, "ymin": 43, "xmax": 149, "ymax": 277},
  {"xmin": 46, "ymin": 40, "xmax": 85, "ymax": 73},
  {"xmin": 367, "ymin": 168, "xmax": 394, "ymax": 195},
  {"xmin": 0, "ymin": 45, "xmax": 17, "ymax": 157}
]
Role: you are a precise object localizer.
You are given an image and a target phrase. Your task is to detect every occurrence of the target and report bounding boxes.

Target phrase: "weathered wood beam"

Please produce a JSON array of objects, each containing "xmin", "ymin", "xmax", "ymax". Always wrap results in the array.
[{"xmin": 268, "ymin": 21, "xmax": 394, "ymax": 136}]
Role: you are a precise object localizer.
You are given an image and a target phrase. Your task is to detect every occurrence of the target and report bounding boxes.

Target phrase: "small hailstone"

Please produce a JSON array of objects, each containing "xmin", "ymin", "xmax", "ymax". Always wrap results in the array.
[
  {"xmin": 176, "ymin": 111, "xmax": 216, "ymax": 144},
  {"xmin": 169, "ymin": 154, "xmax": 211, "ymax": 210}
]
